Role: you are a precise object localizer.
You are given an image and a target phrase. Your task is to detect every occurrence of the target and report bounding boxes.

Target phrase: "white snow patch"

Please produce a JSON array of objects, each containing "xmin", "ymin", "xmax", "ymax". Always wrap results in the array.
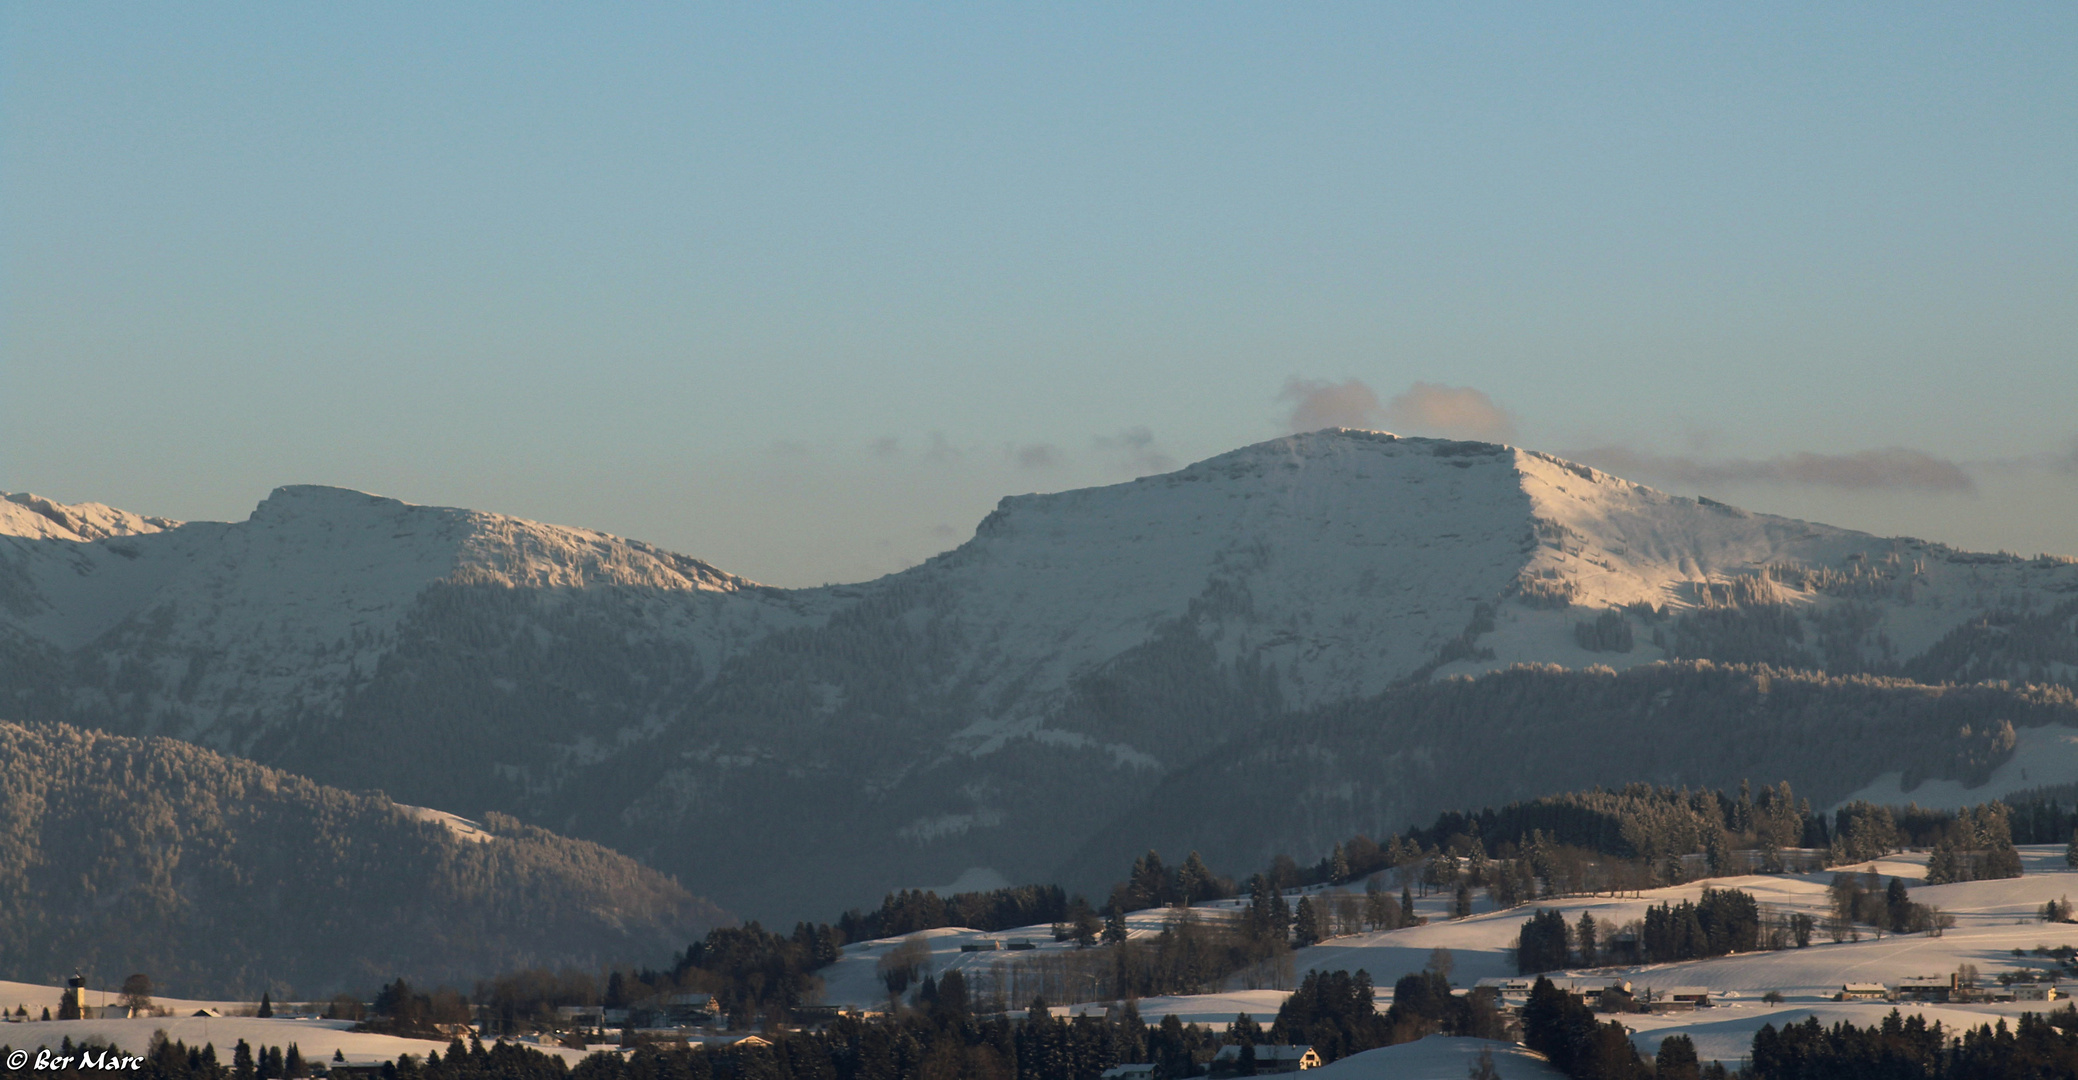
[
  {"xmin": 1834, "ymin": 724, "xmax": 2078, "ymax": 811},
  {"xmin": 1066, "ymin": 990, "xmax": 1293, "ymax": 1026},
  {"xmin": 396, "ymin": 804, "xmax": 495, "ymax": 843},
  {"xmin": 912, "ymin": 867, "xmax": 1014, "ymax": 896}
]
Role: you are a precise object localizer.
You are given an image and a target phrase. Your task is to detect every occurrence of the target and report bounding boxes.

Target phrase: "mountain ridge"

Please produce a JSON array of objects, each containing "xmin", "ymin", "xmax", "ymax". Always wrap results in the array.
[
  {"xmin": 4, "ymin": 430, "xmax": 2074, "ymax": 916},
  {"xmin": 0, "ymin": 717, "xmax": 724, "ymax": 998}
]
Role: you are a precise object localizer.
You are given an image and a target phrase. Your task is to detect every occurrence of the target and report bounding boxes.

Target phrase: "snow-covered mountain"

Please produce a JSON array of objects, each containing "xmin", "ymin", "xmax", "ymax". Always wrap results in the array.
[{"xmin": 3, "ymin": 431, "xmax": 2074, "ymax": 917}]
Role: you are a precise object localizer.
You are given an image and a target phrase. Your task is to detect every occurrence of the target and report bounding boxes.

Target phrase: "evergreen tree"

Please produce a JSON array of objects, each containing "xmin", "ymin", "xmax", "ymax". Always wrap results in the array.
[
  {"xmin": 1453, "ymin": 884, "xmax": 1472, "ymax": 919},
  {"xmin": 1129, "ymin": 851, "xmax": 1168, "ymax": 910},
  {"xmin": 1886, "ymin": 877, "xmax": 1912, "ymax": 933},
  {"xmin": 1070, "ymin": 897, "xmax": 1102, "ymax": 946},
  {"xmin": 1581, "ymin": 1020, "xmax": 1649, "ymax": 1079},
  {"xmin": 1245, "ymin": 874, "xmax": 1274, "ymax": 938},
  {"xmin": 1278, "ymin": 970, "xmax": 1391, "ymax": 1061},
  {"xmin": 1517, "ymin": 909, "xmax": 1572, "ymax": 974},
  {"xmin": 1362, "ymin": 879, "xmax": 1393, "ymax": 930},
  {"xmin": 1103, "ymin": 907, "xmax": 1129, "ymax": 945},
  {"xmin": 1520, "ymin": 977, "xmax": 1595, "ymax": 1074},
  {"xmin": 2067, "ymin": 827, "xmax": 2078, "ymax": 870},
  {"xmin": 1655, "ymin": 1034, "xmax": 1701, "ymax": 1080},
  {"xmin": 1400, "ymin": 886, "xmax": 1417, "ymax": 927},
  {"xmin": 1575, "ymin": 911, "xmax": 1599, "ymax": 966},
  {"xmin": 1926, "ymin": 842, "xmax": 1963, "ymax": 885},
  {"xmin": 1177, "ymin": 852, "xmax": 1213, "ymax": 907},
  {"xmin": 1292, "ymin": 896, "xmax": 1321, "ymax": 947},
  {"xmin": 257, "ymin": 991, "xmax": 274, "ymax": 1018}
]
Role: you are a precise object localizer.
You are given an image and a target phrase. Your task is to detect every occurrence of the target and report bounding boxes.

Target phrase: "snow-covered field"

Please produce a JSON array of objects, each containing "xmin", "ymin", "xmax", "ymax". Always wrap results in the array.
[
  {"xmin": 11, "ymin": 850, "xmax": 2076, "ymax": 1070},
  {"xmin": 823, "ymin": 846, "xmax": 2078, "ymax": 1067},
  {"xmin": 1065, "ymin": 992, "xmax": 1294, "ymax": 1027},
  {"xmin": 0, "ymin": 981, "xmax": 243, "ymax": 1019},
  {"xmin": 1312, "ymin": 1037, "xmax": 1564, "ymax": 1080},
  {"xmin": 818, "ymin": 904, "xmax": 1253, "ymax": 1010},
  {"xmin": 0, "ymin": 1015, "xmax": 593, "ymax": 1068}
]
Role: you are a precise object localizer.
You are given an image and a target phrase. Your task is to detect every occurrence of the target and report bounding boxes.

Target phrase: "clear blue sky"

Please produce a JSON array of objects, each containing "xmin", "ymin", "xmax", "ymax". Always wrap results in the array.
[{"xmin": 5, "ymin": 3, "xmax": 2073, "ymax": 584}]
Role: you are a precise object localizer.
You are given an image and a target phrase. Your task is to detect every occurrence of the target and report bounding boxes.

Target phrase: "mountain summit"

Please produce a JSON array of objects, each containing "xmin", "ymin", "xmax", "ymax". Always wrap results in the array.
[{"xmin": 4, "ymin": 431, "xmax": 2073, "ymax": 916}]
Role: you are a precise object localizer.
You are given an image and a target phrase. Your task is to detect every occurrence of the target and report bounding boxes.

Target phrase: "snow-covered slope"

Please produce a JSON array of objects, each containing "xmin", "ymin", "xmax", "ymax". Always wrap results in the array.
[
  {"xmin": 0, "ymin": 1013, "xmax": 591, "ymax": 1068},
  {"xmin": 1312, "ymin": 1038, "xmax": 1565, "ymax": 1080},
  {"xmin": 1, "ymin": 485, "xmax": 830, "ymax": 748},
  {"xmin": 1279, "ymin": 846, "xmax": 2078, "ymax": 1065},
  {"xmin": 4, "ymin": 431, "xmax": 2075, "ymax": 918}
]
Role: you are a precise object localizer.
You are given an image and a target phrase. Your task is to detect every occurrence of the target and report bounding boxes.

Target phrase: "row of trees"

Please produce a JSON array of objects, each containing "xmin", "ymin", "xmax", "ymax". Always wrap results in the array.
[
  {"xmin": 464, "ymin": 774, "xmax": 2045, "ymax": 1038},
  {"xmin": 1750, "ymin": 1009, "xmax": 2078, "ymax": 1079},
  {"xmin": 1827, "ymin": 872, "xmax": 1952, "ymax": 941},
  {"xmin": 448, "ymin": 771, "xmax": 2040, "ymax": 1038},
  {"xmin": 1517, "ymin": 888, "xmax": 1783, "ymax": 976},
  {"xmin": 1520, "ymin": 977, "xmax": 1708, "ymax": 1080},
  {"xmin": 838, "ymin": 886, "xmax": 1076, "ymax": 942},
  {"xmin": 1125, "ymin": 660, "xmax": 2077, "ymax": 893},
  {"xmin": 1637, "ymin": 890, "xmax": 1762, "ymax": 963},
  {"xmin": 43, "ymin": 981, "xmax": 2078, "ymax": 1080}
]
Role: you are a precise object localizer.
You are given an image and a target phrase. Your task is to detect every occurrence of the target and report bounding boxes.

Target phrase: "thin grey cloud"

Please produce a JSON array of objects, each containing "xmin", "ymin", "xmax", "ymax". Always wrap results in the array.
[
  {"xmin": 1574, "ymin": 445, "xmax": 1978, "ymax": 494},
  {"xmin": 1381, "ymin": 382, "xmax": 1517, "ymax": 442},
  {"xmin": 1013, "ymin": 443, "xmax": 1063, "ymax": 469},
  {"xmin": 870, "ymin": 436, "xmax": 902, "ymax": 460},
  {"xmin": 1093, "ymin": 426, "xmax": 1176, "ymax": 474}
]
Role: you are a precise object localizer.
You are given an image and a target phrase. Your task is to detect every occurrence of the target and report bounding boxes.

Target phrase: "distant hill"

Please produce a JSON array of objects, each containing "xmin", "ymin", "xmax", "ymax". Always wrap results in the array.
[
  {"xmin": 1055, "ymin": 661, "xmax": 2078, "ymax": 884},
  {"xmin": 3, "ymin": 431, "xmax": 2075, "ymax": 918},
  {"xmin": 0, "ymin": 720, "xmax": 724, "ymax": 999}
]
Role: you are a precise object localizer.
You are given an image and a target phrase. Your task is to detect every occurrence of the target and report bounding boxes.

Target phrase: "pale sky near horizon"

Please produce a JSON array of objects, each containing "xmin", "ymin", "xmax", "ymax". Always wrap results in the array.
[{"xmin": 4, "ymin": 4, "xmax": 2074, "ymax": 585}]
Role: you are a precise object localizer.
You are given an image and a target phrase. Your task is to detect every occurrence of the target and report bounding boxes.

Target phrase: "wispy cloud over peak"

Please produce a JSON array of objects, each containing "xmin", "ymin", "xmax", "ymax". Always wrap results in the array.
[
  {"xmin": 1382, "ymin": 382, "xmax": 1517, "ymax": 442},
  {"xmin": 1279, "ymin": 378, "xmax": 1517, "ymax": 442},
  {"xmin": 1094, "ymin": 426, "xmax": 1176, "ymax": 475},
  {"xmin": 1574, "ymin": 445, "xmax": 1978, "ymax": 494},
  {"xmin": 1279, "ymin": 377, "xmax": 1384, "ymax": 432}
]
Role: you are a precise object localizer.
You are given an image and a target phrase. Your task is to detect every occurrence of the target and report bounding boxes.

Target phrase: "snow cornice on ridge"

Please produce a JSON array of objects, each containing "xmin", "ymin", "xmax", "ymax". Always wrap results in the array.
[{"xmin": 0, "ymin": 491, "xmax": 181, "ymax": 541}]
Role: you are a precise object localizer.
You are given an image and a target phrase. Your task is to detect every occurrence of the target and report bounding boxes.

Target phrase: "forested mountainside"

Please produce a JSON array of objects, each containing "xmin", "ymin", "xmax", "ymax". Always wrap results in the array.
[
  {"xmin": 1054, "ymin": 662, "xmax": 2078, "ymax": 888},
  {"xmin": 0, "ymin": 720, "xmax": 722, "ymax": 999},
  {"xmin": 3, "ymin": 430, "xmax": 2075, "ymax": 918}
]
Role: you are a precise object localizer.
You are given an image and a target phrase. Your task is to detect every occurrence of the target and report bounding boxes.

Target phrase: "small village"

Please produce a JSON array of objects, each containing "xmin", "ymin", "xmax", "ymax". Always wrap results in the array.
[{"xmin": 10, "ymin": 844, "xmax": 2078, "ymax": 1078}]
